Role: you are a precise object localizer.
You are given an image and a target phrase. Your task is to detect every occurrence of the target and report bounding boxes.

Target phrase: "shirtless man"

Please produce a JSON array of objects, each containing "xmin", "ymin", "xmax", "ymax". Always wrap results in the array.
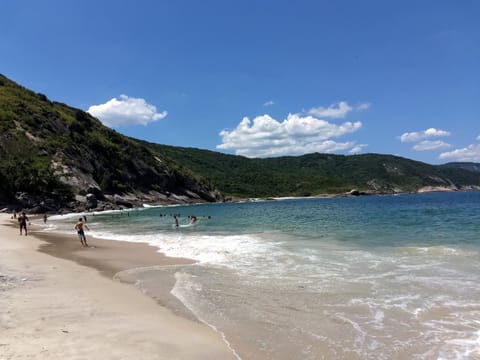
[
  {"xmin": 74, "ymin": 218, "xmax": 90, "ymax": 247},
  {"xmin": 18, "ymin": 212, "xmax": 29, "ymax": 236}
]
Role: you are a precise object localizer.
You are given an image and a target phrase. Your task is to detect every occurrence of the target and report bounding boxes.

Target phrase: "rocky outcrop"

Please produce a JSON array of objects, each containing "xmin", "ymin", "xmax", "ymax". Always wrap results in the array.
[
  {"xmin": 417, "ymin": 185, "xmax": 480, "ymax": 193},
  {"xmin": 417, "ymin": 185, "xmax": 458, "ymax": 193},
  {"xmin": 86, "ymin": 194, "xmax": 98, "ymax": 209},
  {"xmin": 12, "ymin": 192, "xmax": 67, "ymax": 213}
]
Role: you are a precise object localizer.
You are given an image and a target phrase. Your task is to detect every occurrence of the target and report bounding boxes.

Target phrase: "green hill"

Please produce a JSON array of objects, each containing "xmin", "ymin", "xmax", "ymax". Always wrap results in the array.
[
  {"xmin": 146, "ymin": 143, "xmax": 480, "ymax": 198},
  {"xmin": 440, "ymin": 162, "xmax": 480, "ymax": 174},
  {"xmin": 0, "ymin": 74, "xmax": 222, "ymax": 211}
]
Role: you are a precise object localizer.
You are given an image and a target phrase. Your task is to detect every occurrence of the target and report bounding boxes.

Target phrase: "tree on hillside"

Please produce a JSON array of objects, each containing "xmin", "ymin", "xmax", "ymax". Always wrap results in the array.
[{"xmin": 0, "ymin": 134, "xmax": 72, "ymax": 201}]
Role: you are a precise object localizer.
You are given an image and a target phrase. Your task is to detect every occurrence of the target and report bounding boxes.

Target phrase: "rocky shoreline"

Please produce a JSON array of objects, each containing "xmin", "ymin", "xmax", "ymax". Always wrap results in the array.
[
  {"xmin": 3, "ymin": 185, "xmax": 480, "ymax": 215},
  {"xmin": 1, "ymin": 187, "xmax": 224, "ymax": 215}
]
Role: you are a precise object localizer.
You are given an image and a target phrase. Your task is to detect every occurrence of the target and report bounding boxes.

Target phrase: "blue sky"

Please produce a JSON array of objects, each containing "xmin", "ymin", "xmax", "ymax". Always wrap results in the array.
[{"xmin": 1, "ymin": 0, "xmax": 479, "ymax": 163}]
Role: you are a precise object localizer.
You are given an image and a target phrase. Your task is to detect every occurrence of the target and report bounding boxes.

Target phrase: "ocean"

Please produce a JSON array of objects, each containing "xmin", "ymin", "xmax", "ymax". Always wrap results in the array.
[{"xmin": 47, "ymin": 192, "xmax": 480, "ymax": 359}]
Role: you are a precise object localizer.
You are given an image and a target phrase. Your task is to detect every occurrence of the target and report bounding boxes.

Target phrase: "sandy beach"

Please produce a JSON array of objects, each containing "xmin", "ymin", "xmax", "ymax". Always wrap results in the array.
[{"xmin": 0, "ymin": 213, "xmax": 237, "ymax": 360}]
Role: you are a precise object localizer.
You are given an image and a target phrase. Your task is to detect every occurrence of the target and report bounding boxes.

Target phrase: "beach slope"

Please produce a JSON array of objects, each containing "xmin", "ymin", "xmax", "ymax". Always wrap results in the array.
[{"xmin": 0, "ymin": 214, "xmax": 236, "ymax": 360}]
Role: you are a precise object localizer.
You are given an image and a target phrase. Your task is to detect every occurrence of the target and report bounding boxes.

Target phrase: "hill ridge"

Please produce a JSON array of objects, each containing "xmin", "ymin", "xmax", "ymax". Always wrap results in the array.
[
  {"xmin": 145, "ymin": 143, "xmax": 480, "ymax": 198},
  {"xmin": 1, "ymin": 73, "xmax": 480, "ymax": 212},
  {"xmin": 0, "ymin": 74, "xmax": 222, "ymax": 212}
]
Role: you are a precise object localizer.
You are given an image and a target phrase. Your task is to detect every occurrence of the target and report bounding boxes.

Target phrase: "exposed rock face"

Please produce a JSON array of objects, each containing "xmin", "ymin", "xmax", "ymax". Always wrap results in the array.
[
  {"xmin": 13, "ymin": 192, "xmax": 66, "ymax": 213},
  {"xmin": 80, "ymin": 185, "xmax": 104, "ymax": 199}
]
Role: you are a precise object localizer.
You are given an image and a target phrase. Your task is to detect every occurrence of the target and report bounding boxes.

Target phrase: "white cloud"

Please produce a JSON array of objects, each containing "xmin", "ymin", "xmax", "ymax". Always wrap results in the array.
[
  {"xmin": 439, "ymin": 144, "xmax": 480, "ymax": 162},
  {"xmin": 307, "ymin": 101, "xmax": 370, "ymax": 119},
  {"xmin": 87, "ymin": 95, "xmax": 167, "ymax": 127},
  {"xmin": 263, "ymin": 100, "xmax": 275, "ymax": 107},
  {"xmin": 400, "ymin": 128, "xmax": 450, "ymax": 143},
  {"xmin": 308, "ymin": 101, "xmax": 352, "ymax": 118},
  {"xmin": 217, "ymin": 113, "xmax": 363, "ymax": 158},
  {"xmin": 477, "ymin": 134, "xmax": 480, "ymax": 141},
  {"xmin": 412, "ymin": 140, "xmax": 451, "ymax": 151},
  {"xmin": 349, "ymin": 144, "xmax": 368, "ymax": 154}
]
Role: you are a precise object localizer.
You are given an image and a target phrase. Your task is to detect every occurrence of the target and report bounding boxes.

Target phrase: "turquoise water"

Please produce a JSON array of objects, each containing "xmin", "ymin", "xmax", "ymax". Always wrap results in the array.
[{"xmin": 48, "ymin": 192, "xmax": 480, "ymax": 359}]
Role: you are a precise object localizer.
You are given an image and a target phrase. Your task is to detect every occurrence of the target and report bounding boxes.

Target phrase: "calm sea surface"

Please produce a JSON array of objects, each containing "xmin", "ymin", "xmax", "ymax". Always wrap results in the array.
[{"xmin": 48, "ymin": 192, "xmax": 480, "ymax": 359}]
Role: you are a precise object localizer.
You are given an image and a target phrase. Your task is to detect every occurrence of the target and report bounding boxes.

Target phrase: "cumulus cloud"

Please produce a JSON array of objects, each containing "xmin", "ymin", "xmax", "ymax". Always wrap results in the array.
[
  {"xmin": 399, "ymin": 128, "xmax": 450, "ymax": 143},
  {"xmin": 88, "ymin": 95, "xmax": 167, "ymax": 127},
  {"xmin": 439, "ymin": 144, "xmax": 480, "ymax": 162},
  {"xmin": 477, "ymin": 134, "xmax": 480, "ymax": 141},
  {"xmin": 307, "ymin": 101, "xmax": 370, "ymax": 119},
  {"xmin": 263, "ymin": 100, "xmax": 275, "ymax": 107},
  {"xmin": 412, "ymin": 140, "xmax": 451, "ymax": 151},
  {"xmin": 217, "ymin": 113, "xmax": 363, "ymax": 158}
]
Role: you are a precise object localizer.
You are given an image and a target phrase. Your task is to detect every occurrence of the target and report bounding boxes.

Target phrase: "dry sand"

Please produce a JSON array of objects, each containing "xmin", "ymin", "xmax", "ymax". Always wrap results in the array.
[{"xmin": 0, "ymin": 214, "xmax": 237, "ymax": 360}]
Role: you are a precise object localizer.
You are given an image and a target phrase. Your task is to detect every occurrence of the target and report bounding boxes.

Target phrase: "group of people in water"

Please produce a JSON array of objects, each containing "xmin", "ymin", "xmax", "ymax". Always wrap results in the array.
[
  {"xmin": 173, "ymin": 214, "xmax": 198, "ymax": 227},
  {"xmin": 13, "ymin": 210, "xmax": 208, "ymax": 248}
]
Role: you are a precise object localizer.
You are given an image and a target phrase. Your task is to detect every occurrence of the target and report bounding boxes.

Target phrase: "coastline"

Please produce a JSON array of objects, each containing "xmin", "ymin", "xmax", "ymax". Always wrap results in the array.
[
  {"xmin": 3, "ymin": 193, "xmax": 480, "ymax": 358},
  {"xmin": 34, "ymin": 228, "xmax": 201, "ymax": 322},
  {"xmin": 226, "ymin": 185, "xmax": 480, "ymax": 203},
  {"xmin": 0, "ymin": 213, "xmax": 237, "ymax": 359}
]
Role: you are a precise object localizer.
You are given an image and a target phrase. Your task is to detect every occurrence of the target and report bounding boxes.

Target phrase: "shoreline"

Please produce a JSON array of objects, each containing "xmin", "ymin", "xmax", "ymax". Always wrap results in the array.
[
  {"xmin": 3, "ymin": 192, "xmax": 479, "ymax": 358},
  {"xmin": 4, "ymin": 186, "xmax": 480, "ymax": 217},
  {"xmin": 0, "ymin": 214, "xmax": 238, "ymax": 359},
  {"xmin": 34, "ymin": 228, "xmax": 201, "ymax": 322}
]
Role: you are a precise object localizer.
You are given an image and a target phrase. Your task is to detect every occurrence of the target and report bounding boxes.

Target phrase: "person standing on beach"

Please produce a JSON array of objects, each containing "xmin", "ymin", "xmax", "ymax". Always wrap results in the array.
[
  {"xmin": 74, "ymin": 218, "xmax": 90, "ymax": 247},
  {"xmin": 43, "ymin": 214, "xmax": 48, "ymax": 223},
  {"xmin": 18, "ymin": 212, "xmax": 29, "ymax": 236}
]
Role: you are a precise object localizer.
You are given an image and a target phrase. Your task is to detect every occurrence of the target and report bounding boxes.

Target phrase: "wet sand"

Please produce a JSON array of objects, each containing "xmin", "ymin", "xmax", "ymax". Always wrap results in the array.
[
  {"xmin": 35, "ymin": 228, "xmax": 200, "ymax": 321},
  {"xmin": 0, "ymin": 213, "xmax": 237, "ymax": 359},
  {"xmin": 35, "ymin": 228, "xmax": 194, "ymax": 277}
]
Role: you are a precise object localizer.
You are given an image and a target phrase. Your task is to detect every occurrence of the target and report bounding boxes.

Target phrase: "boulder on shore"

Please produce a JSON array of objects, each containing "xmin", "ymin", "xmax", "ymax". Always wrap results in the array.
[{"xmin": 86, "ymin": 193, "xmax": 98, "ymax": 209}]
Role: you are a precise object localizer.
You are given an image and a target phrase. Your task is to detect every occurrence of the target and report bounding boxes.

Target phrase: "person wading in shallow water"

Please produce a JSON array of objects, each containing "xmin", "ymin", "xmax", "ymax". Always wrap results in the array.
[{"xmin": 74, "ymin": 218, "xmax": 90, "ymax": 247}]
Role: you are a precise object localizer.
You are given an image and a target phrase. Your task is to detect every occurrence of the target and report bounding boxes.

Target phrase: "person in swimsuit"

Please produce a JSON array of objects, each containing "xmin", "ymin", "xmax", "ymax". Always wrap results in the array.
[
  {"xmin": 18, "ymin": 212, "xmax": 29, "ymax": 236},
  {"xmin": 74, "ymin": 218, "xmax": 90, "ymax": 247}
]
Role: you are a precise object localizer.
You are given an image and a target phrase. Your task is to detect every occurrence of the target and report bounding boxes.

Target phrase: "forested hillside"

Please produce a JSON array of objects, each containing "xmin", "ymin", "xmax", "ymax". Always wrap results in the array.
[
  {"xmin": 440, "ymin": 162, "xmax": 480, "ymax": 174},
  {"xmin": 147, "ymin": 143, "xmax": 480, "ymax": 198},
  {"xmin": 0, "ymin": 74, "xmax": 222, "ymax": 211}
]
